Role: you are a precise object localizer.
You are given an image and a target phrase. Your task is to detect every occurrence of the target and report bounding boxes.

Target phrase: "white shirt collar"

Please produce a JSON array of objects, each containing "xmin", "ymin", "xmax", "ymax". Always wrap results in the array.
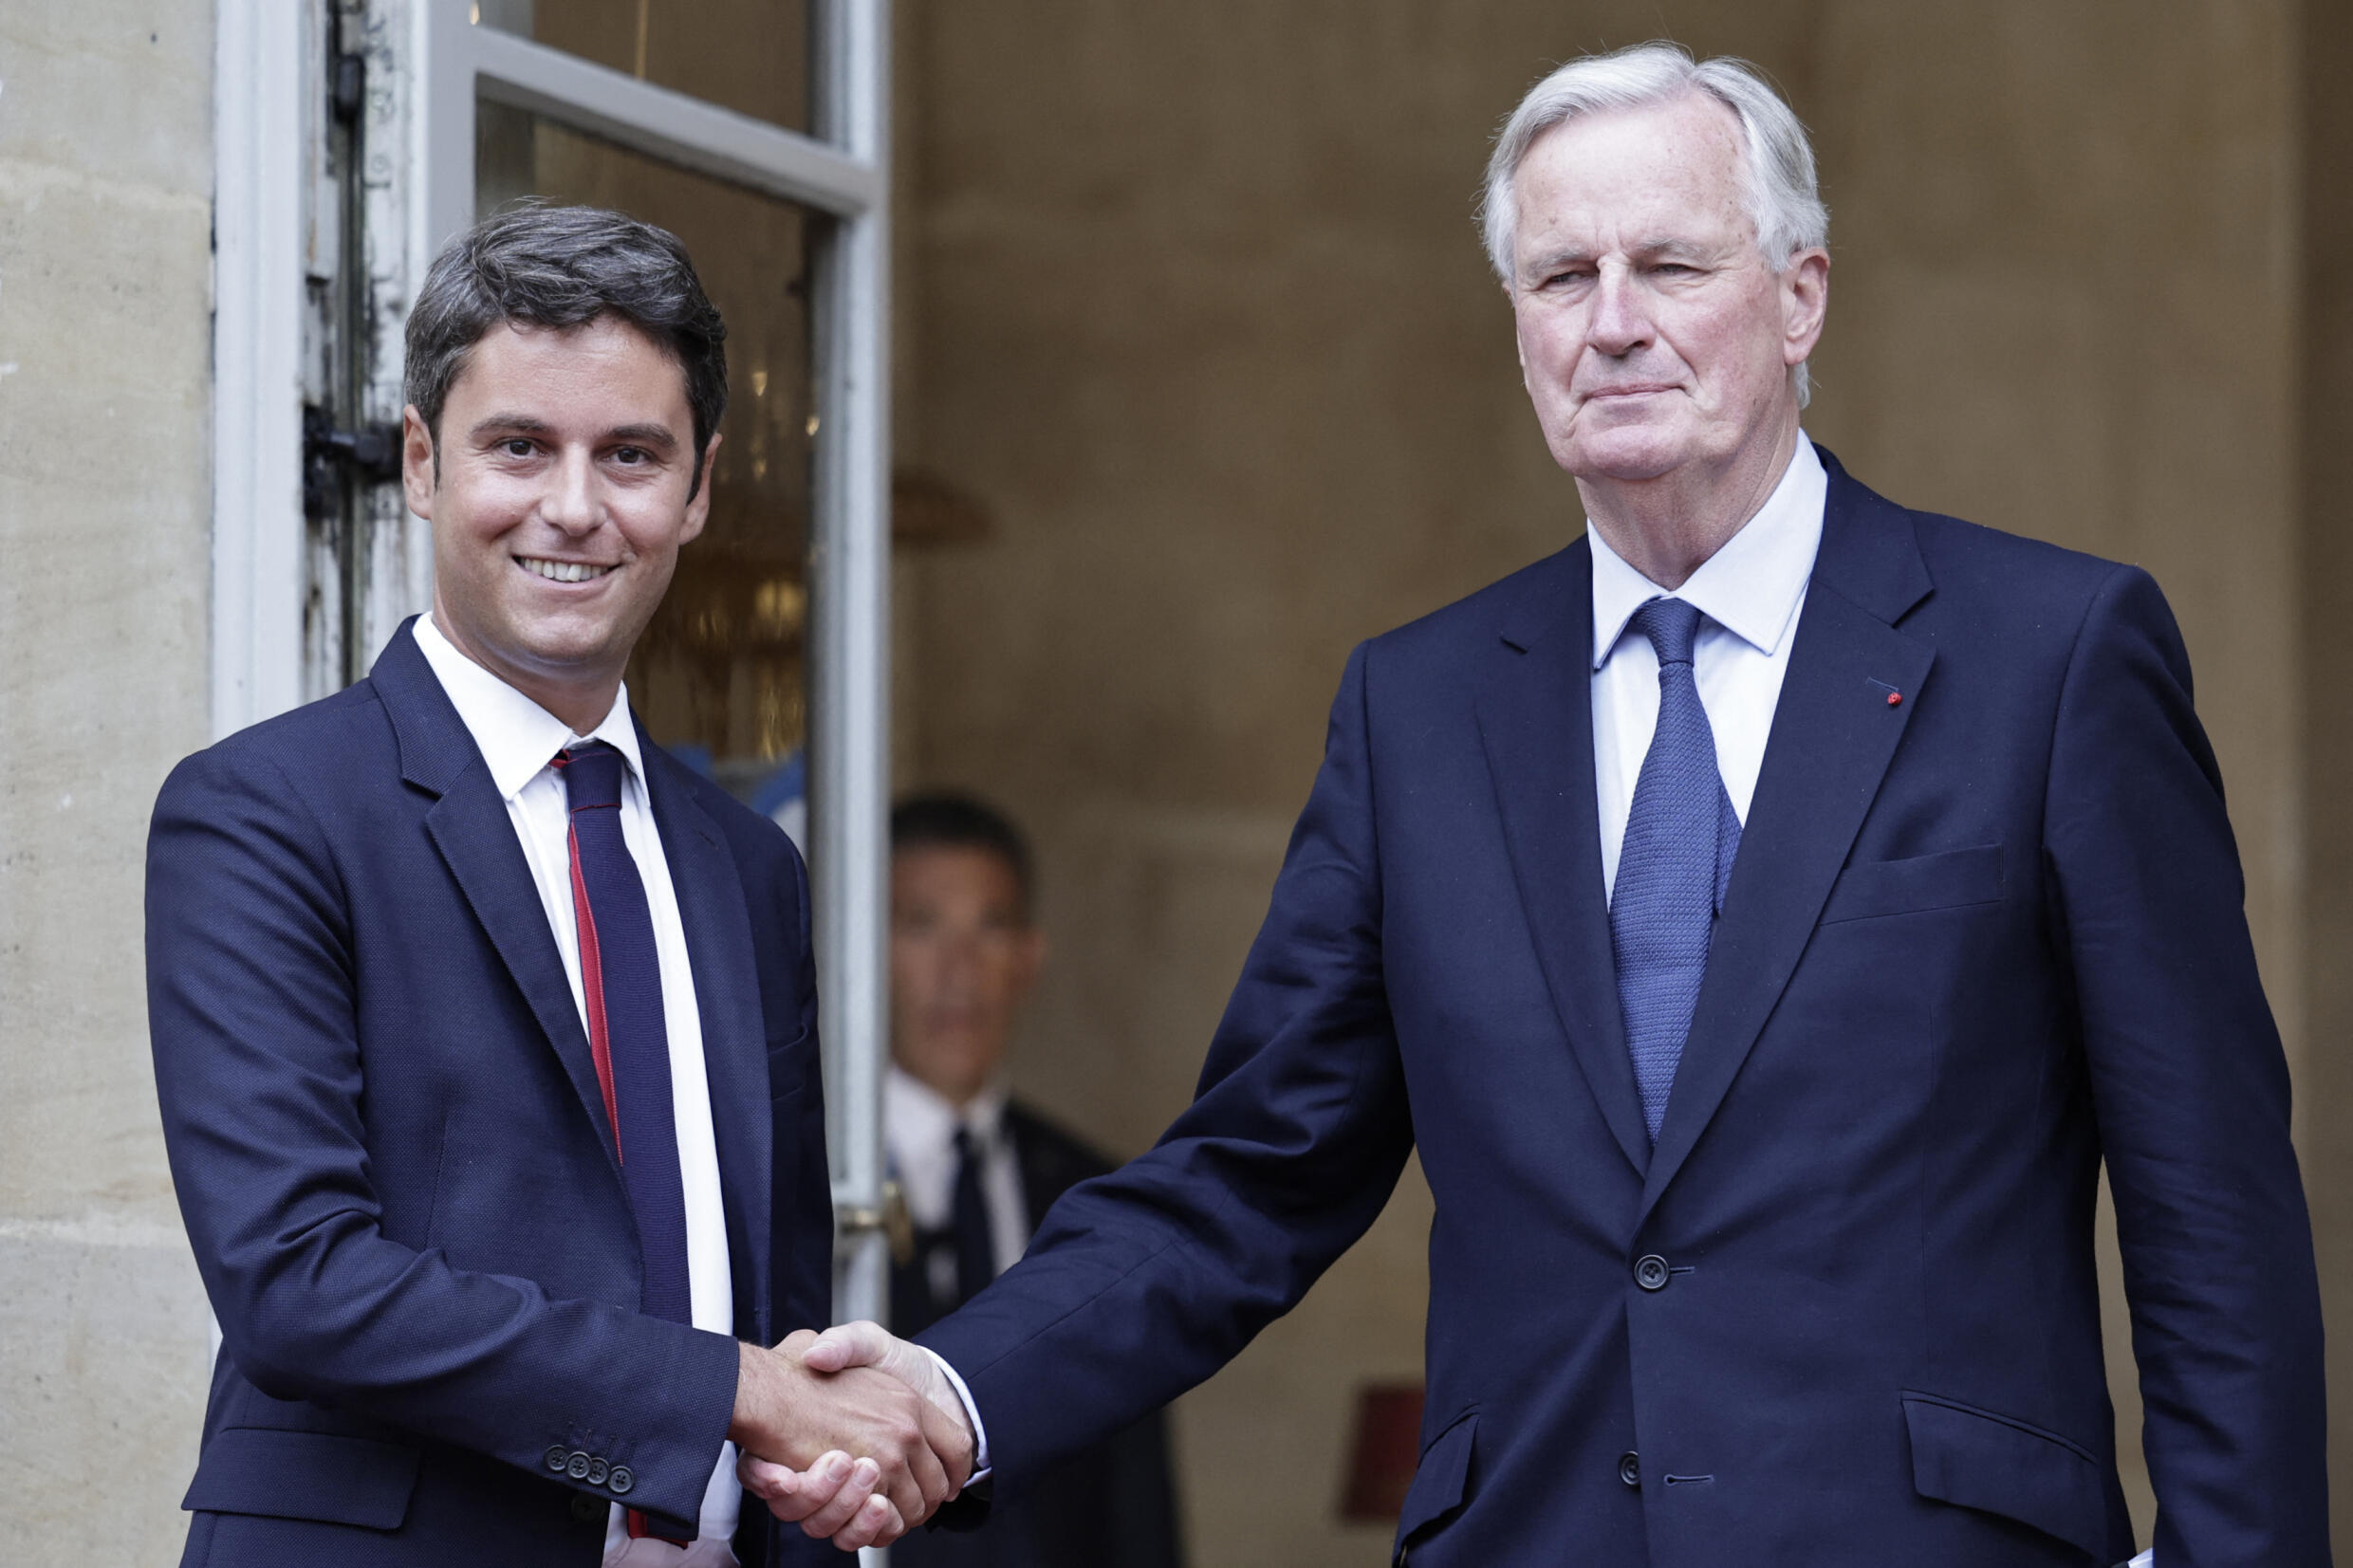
[
  {"xmin": 411, "ymin": 612, "xmax": 646, "ymax": 801},
  {"xmin": 885, "ymin": 1062, "xmax": 1010, "ymax": 1152},
  {"xmin": 1588, "ymin": 432, "xmax": 1827, "ymax": 669}
]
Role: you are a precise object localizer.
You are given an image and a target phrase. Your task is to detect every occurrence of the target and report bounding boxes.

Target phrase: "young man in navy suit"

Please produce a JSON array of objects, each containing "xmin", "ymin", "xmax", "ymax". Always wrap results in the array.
[
  {"xmin": 147, "ymin": 206, "xmax": 968, "ymax": 1566},
  {"xmin": 767, "ymin": 43, "xmax": 2328, "ymax": 1568}
]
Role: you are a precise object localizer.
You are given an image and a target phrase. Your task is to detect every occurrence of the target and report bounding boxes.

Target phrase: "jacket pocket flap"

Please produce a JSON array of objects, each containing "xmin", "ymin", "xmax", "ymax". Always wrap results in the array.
[
  {"xmin": 183, "ymin": 1427, "xmax": 421, "ymax": 1530},
  {"xmin": 1396, "ymin": 1408, "xmax": 1478, "ymax": 1547},
  {"xmin": 1823, "ymin": 845, "xmax": 2002, "ymax": 924},
  {"xmin": 1902, "ymin": 1393, "xmax": 2105, "ymax": 1558}
]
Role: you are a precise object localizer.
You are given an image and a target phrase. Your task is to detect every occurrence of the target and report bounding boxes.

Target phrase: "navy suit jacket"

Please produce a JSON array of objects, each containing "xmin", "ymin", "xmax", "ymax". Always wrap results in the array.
[
  {"xmin": 921, "ymin": 453, "xmax": 2328, "ymax": 1565},
  {"xmin": 147, "ymin": 622, "xmax": 834, "ymax": 1567}
]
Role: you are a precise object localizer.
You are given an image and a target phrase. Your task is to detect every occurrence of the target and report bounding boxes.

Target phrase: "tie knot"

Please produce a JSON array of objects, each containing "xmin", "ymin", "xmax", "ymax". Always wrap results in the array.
[
  {"xmin": 557, "ymin": 740, "xmax": 627, "ymax": 812},
  {"xmin": 1631, "ymin": 597, "xmax": 1703, "ymax": 668},
  {"xmin": 954, "ymin": 1124, "xmax": 979, "ymax": 1162}
]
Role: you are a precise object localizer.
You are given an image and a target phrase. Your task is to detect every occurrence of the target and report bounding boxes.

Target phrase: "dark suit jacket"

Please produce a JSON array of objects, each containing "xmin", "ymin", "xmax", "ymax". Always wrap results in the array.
[
  {"xmin": 891, "ymin": 1104, "xmax": 1183, "ymax": 1568},
  {"xmin": 146, "ymin": 621, "xmax": 834, "ymax": 1567},
  {"xmin": 922, "ymin": 452, "xmax": 2328, "ymax": 1566}
]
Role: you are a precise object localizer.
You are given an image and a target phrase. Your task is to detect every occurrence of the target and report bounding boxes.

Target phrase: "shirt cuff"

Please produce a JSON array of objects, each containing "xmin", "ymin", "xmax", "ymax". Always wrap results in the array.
[{"xmin": 920, "ymin": 1346, "xmax": 991, "ymax": 1481}]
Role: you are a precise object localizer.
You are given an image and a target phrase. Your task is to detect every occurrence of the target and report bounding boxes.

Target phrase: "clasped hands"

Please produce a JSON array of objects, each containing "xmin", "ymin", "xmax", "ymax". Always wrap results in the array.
[{"xmin": 730, "ymin": 1322, "xmax": 973, "ymax": 1552}]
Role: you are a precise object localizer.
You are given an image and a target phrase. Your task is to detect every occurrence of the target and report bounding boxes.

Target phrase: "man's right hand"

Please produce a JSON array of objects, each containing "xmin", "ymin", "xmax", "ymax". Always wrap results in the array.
[{"xmin": 729, "ymin": 1330, "xmax": 973, "ymax": 1550}]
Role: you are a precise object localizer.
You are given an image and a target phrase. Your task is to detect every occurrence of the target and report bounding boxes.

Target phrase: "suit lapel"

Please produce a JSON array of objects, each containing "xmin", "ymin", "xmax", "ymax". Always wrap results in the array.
[
  {"xmin": 642, "ymin": 738, "xmax": 775, "ymax": 1343},
  {"xmin": 1474, "ymin": 544, "xmax": 1651, "ymax": 1177},
  {"xmin": 372, "ymin": 622, "xmax": 622, "ymax": 1178},
  {"xmin": 1636, "ymin": 458, "xmax": 1936, "ymax": 1222}
]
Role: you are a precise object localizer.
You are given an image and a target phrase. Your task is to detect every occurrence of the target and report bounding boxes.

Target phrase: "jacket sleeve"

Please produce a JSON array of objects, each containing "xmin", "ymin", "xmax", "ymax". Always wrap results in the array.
[
  {"xmin": 776, "ymin": 834, "xmax": 835, "ymax": 1341},
  {"xmin": 145, "ymin": 740, "xmax": 738, "ymax": 1534},
  {"xmin": 917, "ymin": 641, "xmax": 1417, "ymax": 1484},
  {"xmin": 2044, "ymin": 565, "xmax": 2330, "ymax": 1566}
]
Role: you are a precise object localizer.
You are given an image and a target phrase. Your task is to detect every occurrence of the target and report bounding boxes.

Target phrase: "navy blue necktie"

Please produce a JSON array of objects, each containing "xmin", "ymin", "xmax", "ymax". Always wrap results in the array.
[
  {"xmin": 1610, "ymin": 599, "xmax": 1743, "ymax": 1141},
  {"xmin": 557, "ymin": 742, "xmax": 693, "ymax": 1328},
  {"xmin": 952, "ymin": 1126, "xmax": 996, "ymax": 1306}
]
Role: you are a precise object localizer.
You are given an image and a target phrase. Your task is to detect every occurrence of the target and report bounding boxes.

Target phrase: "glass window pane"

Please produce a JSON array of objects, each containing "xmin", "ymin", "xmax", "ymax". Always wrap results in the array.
[
  {"xmin": 473, "ymin": 0, "xmax": 810, "ymax": 135},
  {"xmin": 476, "ymin": 104, "xmax": 818, "ymax": 786}
]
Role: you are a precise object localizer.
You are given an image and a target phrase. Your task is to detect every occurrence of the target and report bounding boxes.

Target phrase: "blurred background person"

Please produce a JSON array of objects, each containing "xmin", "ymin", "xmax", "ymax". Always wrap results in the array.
[{"xmin": 884, "ymin": 792, "xmax": 1185, "ymax": 1568}]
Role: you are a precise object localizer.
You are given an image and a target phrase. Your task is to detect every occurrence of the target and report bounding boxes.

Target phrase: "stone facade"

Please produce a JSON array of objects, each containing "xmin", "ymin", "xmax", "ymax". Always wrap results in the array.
[{"xmin": 0, "ymin": 4, "xmax": 219, "ymax": 1561}]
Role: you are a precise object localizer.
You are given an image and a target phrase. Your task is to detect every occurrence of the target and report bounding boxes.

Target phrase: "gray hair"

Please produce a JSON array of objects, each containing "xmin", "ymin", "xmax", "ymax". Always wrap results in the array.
[
  {"xmin": 1478, "ymin": 43, "xmax": 1828, "ymax": 400},
  {"xmin": 404, "ymin": 203, "xmax": 729, "ymax": 492}
]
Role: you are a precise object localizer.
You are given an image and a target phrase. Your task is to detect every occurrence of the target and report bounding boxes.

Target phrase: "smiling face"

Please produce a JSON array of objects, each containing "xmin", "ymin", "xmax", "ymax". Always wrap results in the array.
[
  {"xmin": 401, "ymin": 316, "xmax": 718, "ymax": 730},
  {"xmin": 1509, "ymin": 91, "xmax": 1825, "ymax": 490}
]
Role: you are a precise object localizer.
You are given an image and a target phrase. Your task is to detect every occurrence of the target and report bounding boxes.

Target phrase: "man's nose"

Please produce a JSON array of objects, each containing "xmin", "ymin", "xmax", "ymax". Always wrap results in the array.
[
  {"xmin": 1586, "ymin": 264, "xmax": 1653, "ymax": 356},
  {"xmin": 540, "ymin": 448, "xmax": 600, "ymax": 534}
]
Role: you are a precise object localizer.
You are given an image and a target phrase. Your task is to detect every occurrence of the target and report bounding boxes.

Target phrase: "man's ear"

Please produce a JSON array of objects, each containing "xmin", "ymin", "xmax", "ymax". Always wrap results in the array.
[
  {"xmin": 400, "ymin": 406, "xmax": 437, "ymax": 519},
  {"xmin": 1780, "ymin": 248, "xmax": 1831, "ymax": 368},
  {"xmin": 681, "ymin": 431, "xmax": 722, "ymax": 544}
]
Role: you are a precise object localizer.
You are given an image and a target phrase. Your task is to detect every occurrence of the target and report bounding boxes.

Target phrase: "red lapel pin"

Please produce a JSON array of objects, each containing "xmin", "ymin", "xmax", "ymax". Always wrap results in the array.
[{"xmin": 1885, "ymin": 691, "xmax": 1903, "ymax": 707}]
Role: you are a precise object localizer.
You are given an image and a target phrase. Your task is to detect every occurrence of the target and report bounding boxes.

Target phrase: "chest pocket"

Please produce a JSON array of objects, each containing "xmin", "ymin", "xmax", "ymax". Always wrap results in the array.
[{"xmin": 1821, "ymin": 844, "xmax": 2003, "ymax": 925}]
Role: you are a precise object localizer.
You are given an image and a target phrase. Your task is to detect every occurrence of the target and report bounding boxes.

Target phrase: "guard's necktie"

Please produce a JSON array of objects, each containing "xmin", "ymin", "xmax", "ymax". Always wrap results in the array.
[
  {"xmin": 1610, "ymin": 599, "xmax": 1743, "ymax": 1142},
  {"xmin": 951, "ymin": 1126, "xmax": 996, "ymax": 1306},
  {"xmin": 555, "ymin": 742, "xmax": 692, "ymax": 1545}
]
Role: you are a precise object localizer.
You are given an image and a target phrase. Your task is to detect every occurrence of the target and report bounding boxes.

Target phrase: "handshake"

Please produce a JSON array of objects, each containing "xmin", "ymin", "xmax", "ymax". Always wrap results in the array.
[{"xmin": 728, "ymin": 1321, "xmax": 977, "ymax": 1553}]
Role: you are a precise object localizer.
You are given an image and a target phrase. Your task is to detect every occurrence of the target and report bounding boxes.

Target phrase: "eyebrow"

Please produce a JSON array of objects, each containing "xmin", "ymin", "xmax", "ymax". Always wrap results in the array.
[
  {"xmin": 603, "ymin": 422, "xmax": 680, "ymax": 451},
  {"xmin": 1523, "ymin": 237, "xmax": 1724, "ymax": 278},
  {"xmin": 467, "ymin": 415, "xmax": 680, "ymax": 451},
  {"xmin": 1633, "ymin": 237, "xmax": 1715, "ymax": 261},
  {"xmin": 468, "ymin": 414, "xmax": 556, "ymax": 442}
]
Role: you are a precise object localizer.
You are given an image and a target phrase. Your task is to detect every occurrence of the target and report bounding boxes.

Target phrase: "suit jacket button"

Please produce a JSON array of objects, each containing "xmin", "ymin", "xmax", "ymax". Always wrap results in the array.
[
  {"xmin": 586, "ymin": 1457, "xmax": 609, "ymax": 1485},
  {"xmin": 570, "ymin": 1492, "xmax": 607, "ymax": 1524},
  {"xmin": 609, "ymin": 1466, "xmax": 635, "ymax": 1496},
  {"xmin": 566, "ymin": 1451, "xmax": 592, "ymax": 1480},
  {"xmin": 546, "ymin": 1445, "xmax": 572, "ymax": 1472},
  {"xmin": 1618, "ymin": 1451, "xmax": 1641, "ymax": 1488},
  {"xmin": 1634, "ymin": 1254, "xmax": 1671, "ymax": 1291}
]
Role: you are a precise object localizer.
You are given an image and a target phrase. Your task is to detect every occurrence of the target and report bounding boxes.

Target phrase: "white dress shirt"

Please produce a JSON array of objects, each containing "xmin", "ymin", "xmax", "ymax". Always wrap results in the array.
[
  {"xmin": 1588, "ymin": 434, "xmax": 1825, "ymax": 896},
  {"xmin": 413, "ymin": 616, "xmax": 743, "ymax": 1567},
  {"xmin": 885, "ymin": 1066, "xmax": 1030, "ymax": 1283}
]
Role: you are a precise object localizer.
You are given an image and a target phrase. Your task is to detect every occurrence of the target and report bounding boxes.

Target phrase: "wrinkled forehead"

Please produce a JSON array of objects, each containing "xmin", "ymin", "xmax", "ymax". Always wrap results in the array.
[{"xmin": 1513, "ymin": 92, "xmax": 1755, "ymax": 255}]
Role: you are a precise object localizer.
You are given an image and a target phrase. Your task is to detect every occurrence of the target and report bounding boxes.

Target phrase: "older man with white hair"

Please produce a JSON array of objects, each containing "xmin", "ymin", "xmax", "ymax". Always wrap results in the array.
[{"xmin": 759, "ymin": 43, "xmax": 2326, "ymax": 1567}]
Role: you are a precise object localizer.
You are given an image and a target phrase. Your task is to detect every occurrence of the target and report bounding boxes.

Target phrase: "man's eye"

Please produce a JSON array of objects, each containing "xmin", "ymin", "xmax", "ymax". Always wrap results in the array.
[
  {"xmin": 502, "ymin": 438, "xmax": 535, "ymax": 458},
  {"xmin": 612, "ymin": 447, "xmax": 648, "ymax": 465}
]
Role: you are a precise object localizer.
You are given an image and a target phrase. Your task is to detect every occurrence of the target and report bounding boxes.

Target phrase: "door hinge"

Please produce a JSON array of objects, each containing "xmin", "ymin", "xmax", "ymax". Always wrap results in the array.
[
  {"xmin": 330, "ymin": 50, "xmax": 365, "ymax": 124},
  {"xmin": 303, "ymin": 405, "xmax": 402, "ymax": 521}
]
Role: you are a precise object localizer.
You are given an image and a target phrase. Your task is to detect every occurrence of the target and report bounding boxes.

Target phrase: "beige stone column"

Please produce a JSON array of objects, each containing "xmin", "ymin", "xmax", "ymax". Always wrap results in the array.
[{"xmin": 0, "ymin": 4, "xmax": 220, "ymax": 1560}]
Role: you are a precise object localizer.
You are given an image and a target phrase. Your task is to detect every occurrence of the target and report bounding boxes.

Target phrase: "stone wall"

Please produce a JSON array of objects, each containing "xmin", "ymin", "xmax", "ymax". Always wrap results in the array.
[{"xmin": 0, "ymin": 3, "xmax": 218, "ymax": 1560}]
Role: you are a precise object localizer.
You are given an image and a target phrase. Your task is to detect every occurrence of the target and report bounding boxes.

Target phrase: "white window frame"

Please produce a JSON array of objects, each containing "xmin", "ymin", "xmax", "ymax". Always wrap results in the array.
[
  {"xmin": 211, "ymin": 0, "xmax": 312, "ymax": 742},
  {"xmin": 214, "ymin": 0, "xmax": 898, "ymax": 1356}
]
